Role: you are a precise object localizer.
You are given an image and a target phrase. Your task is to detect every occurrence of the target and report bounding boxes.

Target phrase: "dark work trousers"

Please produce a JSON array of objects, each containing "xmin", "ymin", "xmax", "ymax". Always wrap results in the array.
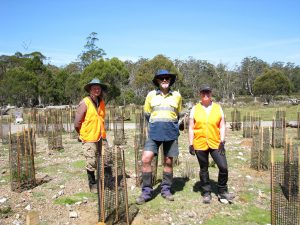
[{"xmin": 195, "ymin": 148, "xmax": 228, "ymax": 194}]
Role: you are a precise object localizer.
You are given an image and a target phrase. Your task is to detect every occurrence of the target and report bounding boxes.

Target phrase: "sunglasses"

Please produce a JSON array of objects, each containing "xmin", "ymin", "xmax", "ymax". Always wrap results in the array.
[
  {"xmin": 200, "ymin": 90, "xmax": 211, "ymax": 94},
  {"xmin": 157, "ymin": 76, "xmax": 171, "ymax": 81}
]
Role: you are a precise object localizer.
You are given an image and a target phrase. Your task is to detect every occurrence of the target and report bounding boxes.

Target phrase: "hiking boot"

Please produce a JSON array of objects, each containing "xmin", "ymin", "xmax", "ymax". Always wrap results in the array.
[
  {"xmin": 161, "ymin": 172, "xmax": 174, "ymax": 201},
  {"xmin": 218, "ymin": 192, "xmax": 235, "ymax": 201},
  {"xmin": 202, "ymin": 193, "xmax": 212, "ymax": 204}
]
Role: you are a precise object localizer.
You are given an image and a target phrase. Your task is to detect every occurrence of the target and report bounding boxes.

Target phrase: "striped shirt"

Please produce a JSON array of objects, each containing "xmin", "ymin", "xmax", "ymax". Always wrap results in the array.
[{"xmin": 144, "ymin": 89, "xmax": 182, "ymax": 141}]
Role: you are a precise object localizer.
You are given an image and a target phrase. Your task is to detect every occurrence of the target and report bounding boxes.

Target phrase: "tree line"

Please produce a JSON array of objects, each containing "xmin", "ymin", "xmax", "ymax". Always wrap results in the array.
[{"xmin": 0, "ymin": 33, "xmax": 299, "ymax": 107}]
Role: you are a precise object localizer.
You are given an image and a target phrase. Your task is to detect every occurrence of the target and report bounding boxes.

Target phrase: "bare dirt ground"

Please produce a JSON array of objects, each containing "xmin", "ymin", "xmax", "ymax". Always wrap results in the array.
[{"xmin": 0, "ymin": 125, "xmax": 285, "ymax": 225}]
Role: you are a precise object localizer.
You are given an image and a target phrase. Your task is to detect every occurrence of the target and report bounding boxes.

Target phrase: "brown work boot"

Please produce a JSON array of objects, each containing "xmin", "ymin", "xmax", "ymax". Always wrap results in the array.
[{"xmin": 202, "ymin": 192, "xmax": 212, "ymax": 204}]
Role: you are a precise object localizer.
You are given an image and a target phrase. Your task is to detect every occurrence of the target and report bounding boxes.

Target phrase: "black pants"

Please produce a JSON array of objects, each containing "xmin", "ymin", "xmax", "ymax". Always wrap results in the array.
[{"xmin": 195, "ymin": 148, "xmax": 228, "ymax": 194}]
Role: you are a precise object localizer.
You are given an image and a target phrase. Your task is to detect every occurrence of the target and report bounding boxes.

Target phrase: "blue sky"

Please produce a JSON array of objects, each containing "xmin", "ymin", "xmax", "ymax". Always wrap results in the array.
[{"xmin": 1, "ymin": 0, "xmax": 300, "ymax": 67}]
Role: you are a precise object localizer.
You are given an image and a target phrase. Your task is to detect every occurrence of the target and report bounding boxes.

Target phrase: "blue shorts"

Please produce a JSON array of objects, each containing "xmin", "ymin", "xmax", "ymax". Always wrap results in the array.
[{"xmin": 144, "ymin": 139, "xmax": 179, "ymax": 157}]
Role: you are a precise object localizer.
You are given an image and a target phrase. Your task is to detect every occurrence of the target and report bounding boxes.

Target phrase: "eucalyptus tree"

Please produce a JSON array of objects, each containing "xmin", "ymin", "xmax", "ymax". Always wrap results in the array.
[
  {"xmin": 271, "ymin": 61, "xmax": 300, "ymax": 92},
  {"xmin": 238, "ymin": 57, "xmax": 268, "ymax": 96},
  {"xmin": 64, "ymin": 74, "xmax": 81, "ymax": 105},
  {"xmin": 123, "ymin": 57, "xmax": 149, "ymax": 104},
  {"xmin": 24, "ymin": 53, "xmax": 55, "ymax": 105},
  {"xmin": 174, "ymin": 57, "xmax": 215, "ymax": 100},
  {"xmin": 213, "ymin": 63, "xmax": 235, "ymax": 101},
  {"xmin": 78, "ymin": 32, "xmax": 106, "ymax": 69},
  {"xmin": 253, "ymin": 68, "xmax": 292, "ymax": 103},
  {"xmin": 80, "ymin": 57, "xmax": 129, "ymax": 104},
  {"xmin": 133, "ymin": 54, "xmax": 182, "ymax": 104},
  {"xmin": 2, "ymin": 67, "xmax": 38, "ymax": 106}
]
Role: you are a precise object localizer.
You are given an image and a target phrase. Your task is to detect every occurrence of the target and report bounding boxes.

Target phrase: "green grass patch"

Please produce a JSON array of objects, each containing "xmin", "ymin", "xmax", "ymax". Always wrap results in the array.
[
  {"xmin": 71, "ymin": 160, "xmax": 85, "ymax": 169},
  {"xmin": 32, "ymin": 191, "xmax": 45, "ymax": 198},
  {"xmin": 54, "ymin": 192, "xmax": 97, "ymax": 205},
  {"xmin": 39, "ymin": 163, "xmax": 65, "ymax": 174},
  {"xmin": 238, "ymin": 191, "xmax": 255, "ymax": 203},
  {"xmin": 204, "ymin": 205, "xmax": 270, "ymax": 225},
  {"xmin": 0, "ymin": 206, "xmax": 13, "ymax": 218},
  {"xmin": 241, "ymin": 206, "xmax": 271, "ymax": 224},
  {"xmin": 223, "ymin": 105, "xmax": 300, "ymax": 121},
  {"xmin": 0, "ymin": 175, "xmax": 10, "ymax": 185}
]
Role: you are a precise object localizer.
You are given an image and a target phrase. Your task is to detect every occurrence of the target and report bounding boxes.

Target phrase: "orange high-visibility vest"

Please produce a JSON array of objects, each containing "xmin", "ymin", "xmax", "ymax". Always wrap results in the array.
[
  {"xmin": 79, "ymin": 97, "xmax": 106, "ymax": 142},
  {"xmin": 193, "ymin": 102, "xmax": 222, "ymax": 150}
]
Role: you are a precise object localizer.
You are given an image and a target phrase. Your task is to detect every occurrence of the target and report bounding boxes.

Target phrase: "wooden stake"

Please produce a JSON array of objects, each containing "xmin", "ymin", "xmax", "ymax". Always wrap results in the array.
[
  {"xmin": 26, "ymin": 211, "xmax": 39, "ymax": 225},
  {"xmin": 114, "ymin": 146, "xmax": 119, "ymax": 222},
  {"xmin": 121, "ymin": 147, "xmax": 129, "ymax": 225}
]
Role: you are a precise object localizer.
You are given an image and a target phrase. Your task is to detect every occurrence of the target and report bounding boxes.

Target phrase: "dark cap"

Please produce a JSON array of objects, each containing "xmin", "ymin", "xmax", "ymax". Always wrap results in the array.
[{"xmin": 199, "ymin": 84, "xmax": 212, "ymax": 92}]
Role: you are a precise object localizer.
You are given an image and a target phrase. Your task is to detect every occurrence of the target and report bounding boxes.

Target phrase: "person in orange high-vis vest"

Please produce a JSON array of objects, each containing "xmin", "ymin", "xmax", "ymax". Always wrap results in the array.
[
  {"xmin": 74, "ymin": 78, "xmax": 107, "ymax": 193},
  {"xmin": 188, "ymin": 84, "xmax": 235, "ymax": 204}
]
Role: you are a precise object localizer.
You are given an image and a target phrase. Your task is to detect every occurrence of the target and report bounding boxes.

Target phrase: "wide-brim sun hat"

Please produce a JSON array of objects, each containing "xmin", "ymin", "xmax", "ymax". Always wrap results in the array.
[
  {"xmin": 199, "ymin": 84, "xmax": 212, "ymax": 92},
  {"xmin": 84, "ymin": 78, "xmax": 108, "ymax": 92},
  {"xmin": 152, "ymin": 69, "xmax": 176, "ymax": 87}
]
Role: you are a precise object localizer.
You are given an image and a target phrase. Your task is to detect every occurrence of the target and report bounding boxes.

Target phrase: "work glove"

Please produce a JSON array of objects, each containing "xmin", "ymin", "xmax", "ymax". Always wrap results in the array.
[
  {"xmin": 189, "ymin": 145, "xmax": 195, "ymax": 156},
  {"xmin": 218, "ymin": 141, "xmax": 226, "ymax": 156}
]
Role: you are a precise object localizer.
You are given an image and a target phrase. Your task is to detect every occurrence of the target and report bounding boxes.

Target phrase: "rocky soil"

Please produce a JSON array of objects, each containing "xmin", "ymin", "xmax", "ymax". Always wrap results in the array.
[{"xmin": 0, "ymin": 126, "xmax": 281, "ymax": 225}]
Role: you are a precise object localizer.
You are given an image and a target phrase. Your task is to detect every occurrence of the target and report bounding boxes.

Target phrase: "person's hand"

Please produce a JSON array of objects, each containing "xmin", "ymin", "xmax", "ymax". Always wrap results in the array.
[
  {"xmin": 218, "ymin": 141, "xmax": 226, "ymax": 155},
  {"xmin": 189, "ymin": 145, "xmax": 195, "ymax": 156}
]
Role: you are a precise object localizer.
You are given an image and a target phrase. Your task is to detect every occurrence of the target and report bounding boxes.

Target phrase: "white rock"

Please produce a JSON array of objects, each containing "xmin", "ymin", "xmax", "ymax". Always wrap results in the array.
[
  {"xmin": 15, "ymin": 213, "xmax": 20, "ymax": 219},
  {"xmin": 52, "ymin": 195, "xmax": 58, "ymax": 199},
  {"xmin": 131, "ymin": 185, "xmax": 135, "ymax": 191},
  {"xmin": 188, "ymin": 212, "xmax": 194, "ymax": 218},
  {"xmin": 60, "ymin": 185, "xmax": 65, "ymax": 189},
  {"xmin": 25, "ymin": 204, "xmax": 31, "ymax": 210},
  {"xmin": 238, "ymin": 152, "xmax": 244, "ymax": 156},
  {"xmin": 219, "ymin": 198, "xmax": 229, "ymax": 204},
  {"xmin": 58, "ymin": 190, "xmax": 64, "ymax": 196},
  {"xmin": 69, "ymin": 211, "xmax": 78, "ymax": 218},
  {"xmin": 66, "ymin": 204, "xmax": 72, "ymax": 211},
  {"xmin": 12, "ymin": 220, "xmax": 22, "ymax": 225},
  {"xmin": 236, "ymin": 156, "xmax": 246, "ymax": 161},
  {"xmin": 75, "ymin": 201, "xmax": 82, "ymax": 205},
  {"xmin": 0, "ymin": 180, "xmax": 5, "ymax": 183},
  {"xmin": 245, "ymin": 175, "xmax": 252, "ymax": 180},
  {"xmin": 0, "ymin": 197, "xmax": 7, "ymax": 203}
]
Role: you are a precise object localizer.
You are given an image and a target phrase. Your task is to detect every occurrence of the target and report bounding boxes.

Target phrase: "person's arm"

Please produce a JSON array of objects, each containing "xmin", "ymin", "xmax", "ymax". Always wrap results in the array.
[
  {"xmin": 188, "ymin": 107, "xmax": 195, "ymax": 146},
  {"xmin": 74, "ymin": 100, "xmax": 87, "ymax": 134},
  {"xmin": 188, "ymin": 107, "xmax": 195, "ymax": 155},
  {"xmin": 220, "ymin": 107, "xmax": 225, "ymax": 143},
  {"xmin": 188, "ymin": 118, "xmax": 194, "ymax": 146},
  {"xmin": 143, "ymin": 93, "xmax": 152, "ymax": 122},
  {"xmin": 177, "ymin": 95, "xmax": 183, "ymax": 119}
]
